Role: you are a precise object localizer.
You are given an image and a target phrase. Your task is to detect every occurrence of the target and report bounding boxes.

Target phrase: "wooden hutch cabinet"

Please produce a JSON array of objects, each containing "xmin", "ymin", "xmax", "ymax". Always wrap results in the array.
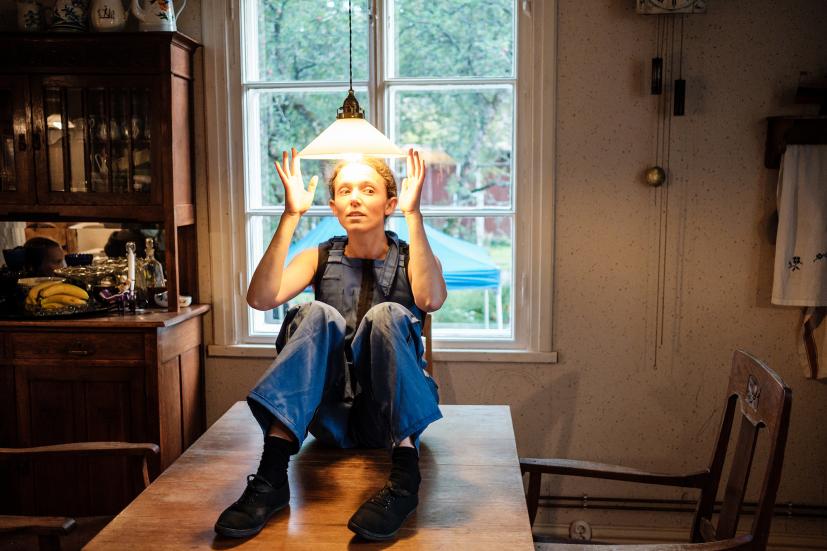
[
  {"xmin": 0, "ymin": 32, "xmax": 209, "ymax": 516},
  {"xmin": 0, "ymin": 31, "xmax": 200, "ymax": 309}
]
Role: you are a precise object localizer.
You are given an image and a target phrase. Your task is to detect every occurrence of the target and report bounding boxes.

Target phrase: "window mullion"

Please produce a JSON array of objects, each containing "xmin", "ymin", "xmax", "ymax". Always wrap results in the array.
[
  {"xmin": 242, "ymin": 81, "xmax": 368, "ymax": 90},
  {"xmin": 245, "ymin": 206, "xmax": 516, "ymax": 217},
  {"xmin": 371, "ymin": 0, "xmax": 386, "ymax": 133},
  {"xmin": 240, "ymin": 0, "xmax": 256, "ymax": 81},
  {"xmin": 244, "ymin": 89, "xmax": 261, "ymax": 210},
  {"xmin": 385, "ymin": 77, "xmax": 517, "ymax": 87}
]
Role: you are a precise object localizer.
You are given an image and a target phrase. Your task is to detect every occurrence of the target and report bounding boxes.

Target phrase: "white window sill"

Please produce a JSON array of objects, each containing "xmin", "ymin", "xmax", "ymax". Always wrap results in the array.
[{"xmin": 207, "ymin": 344, "xmax": 558, "ymax": 364}]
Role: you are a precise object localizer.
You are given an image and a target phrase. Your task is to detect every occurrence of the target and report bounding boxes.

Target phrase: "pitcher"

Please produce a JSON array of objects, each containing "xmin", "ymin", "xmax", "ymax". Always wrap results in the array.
[
  {"xmin": 90, "ymin": 0, "xmax": 128, "ymax": 32},
  {"xmin": 131, "ymin": 0, "xmax": 186, "ymax": 32}
]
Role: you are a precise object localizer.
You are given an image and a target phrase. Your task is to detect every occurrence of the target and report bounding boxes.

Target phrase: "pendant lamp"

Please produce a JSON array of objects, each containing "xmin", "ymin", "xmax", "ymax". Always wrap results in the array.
[{"xmin": 300, "ymin": 0, "xmax": 405, "ymax": 160}]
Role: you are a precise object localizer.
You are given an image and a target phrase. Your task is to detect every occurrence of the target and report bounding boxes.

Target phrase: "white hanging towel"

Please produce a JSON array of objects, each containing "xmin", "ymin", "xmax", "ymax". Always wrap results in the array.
[{"xmin": 771, "ymin": 144, "xmax": 827, "ymax": 307}]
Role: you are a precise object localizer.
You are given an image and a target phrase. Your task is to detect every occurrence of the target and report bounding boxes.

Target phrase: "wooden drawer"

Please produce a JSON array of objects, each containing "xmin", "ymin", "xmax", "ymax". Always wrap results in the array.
[{"xmin": 9, "ymin": 332, "xmax": 146, "ymax": 361}]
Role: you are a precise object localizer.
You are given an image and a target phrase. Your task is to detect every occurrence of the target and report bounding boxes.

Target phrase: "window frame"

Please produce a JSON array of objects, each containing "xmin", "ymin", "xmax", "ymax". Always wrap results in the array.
[{"xmin": 201, "ymin": 0, "xmax": 557, "ymax": 363}]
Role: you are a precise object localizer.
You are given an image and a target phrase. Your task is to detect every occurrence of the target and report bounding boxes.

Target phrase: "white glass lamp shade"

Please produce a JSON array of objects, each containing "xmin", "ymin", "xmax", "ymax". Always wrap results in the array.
[{"xmin": 300, "ymin": 118, "xmax": 406, "ymax": 160}]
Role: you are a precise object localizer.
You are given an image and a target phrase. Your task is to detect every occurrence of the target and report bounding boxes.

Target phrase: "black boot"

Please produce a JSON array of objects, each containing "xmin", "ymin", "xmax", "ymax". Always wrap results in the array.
[
  {"xmin": 214, "ymin": 436, "xmax": 296, "ymax": 538},
  {"xmin": 348, "ymin": 446, "xmax": 420, "ymax": 541},
  {"xmin": 214, "ymin": 474, "xmax": 290, "ymax": 538}
]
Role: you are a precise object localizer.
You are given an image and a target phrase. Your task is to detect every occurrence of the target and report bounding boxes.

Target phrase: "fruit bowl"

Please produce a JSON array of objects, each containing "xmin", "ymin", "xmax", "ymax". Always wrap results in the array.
[
  {"xmin": 23, "ymin": 279, "xmax": 94, "ymax": 312},
  {"xmin": 17, "ymin": 276, "xmax": 65, "ymax": 289}
]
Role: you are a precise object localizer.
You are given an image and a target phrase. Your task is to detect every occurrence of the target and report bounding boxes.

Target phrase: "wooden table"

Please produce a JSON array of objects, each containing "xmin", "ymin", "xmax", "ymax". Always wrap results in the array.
[{"xmin": 87, "ymin": 402, "xmax": 535, "ymax": 549}]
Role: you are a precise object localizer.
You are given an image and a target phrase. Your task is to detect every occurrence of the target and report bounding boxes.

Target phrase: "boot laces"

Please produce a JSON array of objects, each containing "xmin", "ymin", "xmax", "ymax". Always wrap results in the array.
[
  {"xmin": 368, "ymin": 483, "xmax": 407, "ymax": 510},
  {"xmin": 238, "ymin": 474, "xmax": 271, "ymax": 506}
]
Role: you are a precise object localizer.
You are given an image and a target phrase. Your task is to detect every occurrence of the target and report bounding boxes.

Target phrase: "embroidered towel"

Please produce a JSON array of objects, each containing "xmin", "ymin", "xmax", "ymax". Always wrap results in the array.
[{"xmin": 771, "ymin": 145, "xmax": 827, "ymax": 306}]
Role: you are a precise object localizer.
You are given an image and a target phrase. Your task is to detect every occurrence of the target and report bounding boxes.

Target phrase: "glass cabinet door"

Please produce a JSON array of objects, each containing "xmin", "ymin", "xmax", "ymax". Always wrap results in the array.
[
  {"xmin": 0, "ymin": 76, "xmax": 35, "ymax": 204},
  {"xmin": 33, "ymin": 77, "xmax": 157, "ymax": 205}
]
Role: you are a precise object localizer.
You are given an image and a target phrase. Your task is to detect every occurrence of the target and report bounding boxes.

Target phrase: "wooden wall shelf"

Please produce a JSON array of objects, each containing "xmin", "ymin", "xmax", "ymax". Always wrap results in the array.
[{"xmin": 764, "ymin": 116, "xmax": 827, "ymax": 169}]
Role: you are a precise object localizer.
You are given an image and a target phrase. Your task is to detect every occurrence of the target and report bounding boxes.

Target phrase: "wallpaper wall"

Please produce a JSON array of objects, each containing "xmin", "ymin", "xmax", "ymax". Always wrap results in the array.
[{"xmin": 197, "ymin": 1, "xmax": 827, "ymax": 540}]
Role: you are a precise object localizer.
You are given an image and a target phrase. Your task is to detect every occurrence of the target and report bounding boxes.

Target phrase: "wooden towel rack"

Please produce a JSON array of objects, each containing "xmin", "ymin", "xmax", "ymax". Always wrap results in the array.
[{"xmin": 764, "ymin": 116, "xmax": 827, "ymax": 168}]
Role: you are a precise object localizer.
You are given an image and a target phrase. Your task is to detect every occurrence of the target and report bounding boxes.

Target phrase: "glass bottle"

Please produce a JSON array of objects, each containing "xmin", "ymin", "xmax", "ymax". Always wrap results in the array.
[{"xmin": 142, "ymin": 237, "xmax": 166, "ymax": 306}]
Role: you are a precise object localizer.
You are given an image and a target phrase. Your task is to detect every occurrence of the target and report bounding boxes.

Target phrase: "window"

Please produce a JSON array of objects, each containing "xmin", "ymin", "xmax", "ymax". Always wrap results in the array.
[{"xmin": 203, "ymin": 0, "xmax": 555, "ymax": 359}]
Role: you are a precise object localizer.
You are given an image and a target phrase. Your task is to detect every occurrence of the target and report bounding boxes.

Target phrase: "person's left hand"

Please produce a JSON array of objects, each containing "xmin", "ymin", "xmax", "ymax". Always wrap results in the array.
[{"xmin": 398, "ymin": 148, "xmax": 426, "ymax": 215}]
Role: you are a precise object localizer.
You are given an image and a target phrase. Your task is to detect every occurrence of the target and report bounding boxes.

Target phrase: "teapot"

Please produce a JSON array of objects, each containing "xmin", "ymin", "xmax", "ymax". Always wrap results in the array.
[{"xmin": 131, "ymin": 0, "xmax": 186, "ymax": 32}]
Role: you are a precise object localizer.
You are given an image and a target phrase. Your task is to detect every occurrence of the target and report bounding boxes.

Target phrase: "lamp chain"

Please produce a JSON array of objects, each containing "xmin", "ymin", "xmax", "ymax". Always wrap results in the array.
[{"xmin": 348, "ymin": 0, "xmax": 353, "ymax": 93}]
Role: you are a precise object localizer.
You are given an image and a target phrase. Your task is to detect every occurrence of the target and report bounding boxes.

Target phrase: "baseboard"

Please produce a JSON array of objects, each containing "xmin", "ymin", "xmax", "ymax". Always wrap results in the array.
[{"xmin": 533, "ymin": 522, "xmax": 827, "ymax": 550}]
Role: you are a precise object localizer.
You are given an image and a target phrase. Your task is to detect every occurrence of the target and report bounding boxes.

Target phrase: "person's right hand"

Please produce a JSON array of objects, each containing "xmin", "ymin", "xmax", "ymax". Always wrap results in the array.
[{"xmin": 274, "ymin": 147, "xmax": 317, "ymax": 216}]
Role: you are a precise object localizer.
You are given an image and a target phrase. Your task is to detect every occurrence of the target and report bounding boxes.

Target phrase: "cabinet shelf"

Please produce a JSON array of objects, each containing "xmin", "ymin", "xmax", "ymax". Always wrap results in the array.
[{"xmin": 0, "ymin": 31, "xmax": 201, "ymax": 313}]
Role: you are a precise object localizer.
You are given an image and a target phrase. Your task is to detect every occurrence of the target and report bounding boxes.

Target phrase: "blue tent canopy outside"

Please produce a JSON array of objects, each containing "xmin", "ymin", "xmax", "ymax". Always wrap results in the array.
[{"xmin": 285, "ymin": 217, "xmax": 500, "ymax": 290}]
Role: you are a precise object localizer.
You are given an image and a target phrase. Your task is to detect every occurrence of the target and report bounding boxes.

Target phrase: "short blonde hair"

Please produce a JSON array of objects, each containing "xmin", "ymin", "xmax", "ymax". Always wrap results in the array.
[{"xmin": 328, "ymin": 158, "xmax": 397, "ymax": 200}]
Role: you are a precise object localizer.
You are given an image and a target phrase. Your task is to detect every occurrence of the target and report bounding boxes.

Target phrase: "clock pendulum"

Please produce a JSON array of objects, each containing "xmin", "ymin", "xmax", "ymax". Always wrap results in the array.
[
  {"xmin": 674, "ymin": 15, "xmax": 686, "ymax": 116},
  {"xmin": 652, "ymin": 14, "xmax": 676, "ymax": 364},
  {"xmin": 651, "ymin": 16, "xmax": 663, "ymax": 95},
  {"xmin": 647, "ymin": 13, "xmax": 676, "ymax": 190},
  {"xmin": 641, "ymin": 0, "xmax": 701, "ymax": 187},
  {"xmin": 636, "ymin": 1, "xmax": 706, "ymax": 367}
]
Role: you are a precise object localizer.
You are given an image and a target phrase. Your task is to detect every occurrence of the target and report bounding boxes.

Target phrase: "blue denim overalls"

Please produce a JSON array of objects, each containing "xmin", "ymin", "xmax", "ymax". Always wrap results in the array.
[{"xmin": 247, "ymin": 231, "xmax": 442, "ymax": 450}]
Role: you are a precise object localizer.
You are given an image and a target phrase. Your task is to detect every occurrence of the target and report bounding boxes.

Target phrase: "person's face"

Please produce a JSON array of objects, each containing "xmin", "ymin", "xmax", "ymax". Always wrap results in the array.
[
  {"xmin": 39, "ymin": 246, "xmax": 65, "ymax": 276},
  {"xmin": 329, "ymin": 163, "xmax": 397, "ymax": 233}
]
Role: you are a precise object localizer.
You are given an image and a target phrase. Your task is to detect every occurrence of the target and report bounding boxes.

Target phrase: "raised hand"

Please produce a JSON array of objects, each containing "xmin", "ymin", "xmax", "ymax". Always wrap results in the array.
[
  {"xmin": 398, "ymin": 148, "xmax": 426, "ymax": 215},
  {"xmin": 274, "ymin": 147, "xmax": 318, "ymax": 216}
]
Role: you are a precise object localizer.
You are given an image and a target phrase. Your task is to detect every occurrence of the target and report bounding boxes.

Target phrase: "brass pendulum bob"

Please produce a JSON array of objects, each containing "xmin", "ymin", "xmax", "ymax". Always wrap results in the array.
[{"xmin": 645, "ymin": 166, "xmax": 666, "ymax": 187}]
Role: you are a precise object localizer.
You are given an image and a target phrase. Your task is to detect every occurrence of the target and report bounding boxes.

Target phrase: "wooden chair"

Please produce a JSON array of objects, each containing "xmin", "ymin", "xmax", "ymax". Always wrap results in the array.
[
  {"xmin": 424, "ymin": 312, "xmax": 434, "ymax": 376},
  {"xmin": 520, "ymin": 350, "xmax": 792, "ymax": 550},
  {"xmin": 0, "ymin": 442, "xmax": 159, "ymax": 551}
]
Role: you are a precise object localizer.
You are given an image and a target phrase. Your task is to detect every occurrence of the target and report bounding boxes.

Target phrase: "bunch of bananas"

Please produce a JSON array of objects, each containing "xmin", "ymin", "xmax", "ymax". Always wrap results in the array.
[{"xmin": 26, "ymin": 281, "xmax": 89, "ymax": 310}]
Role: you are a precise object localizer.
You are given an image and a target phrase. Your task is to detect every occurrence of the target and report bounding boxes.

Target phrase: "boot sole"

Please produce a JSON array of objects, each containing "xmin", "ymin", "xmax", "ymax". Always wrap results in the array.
[
  {"xmin": 214, "ymin": 502, "xmax": 289, "ymax": 539},
  {"xmin": 347, "ymin": 508, "xmax": 416, "ymax": 542}
]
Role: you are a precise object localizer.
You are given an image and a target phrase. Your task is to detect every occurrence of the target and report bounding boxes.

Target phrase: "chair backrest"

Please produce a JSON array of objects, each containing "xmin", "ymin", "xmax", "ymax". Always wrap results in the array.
[
  {"xmin": 691, "ymin": 350, "xmax": 792, "ymax": 549},
  {"xmin": 0, "ymin": 442, "xmax": 159, "ymax": 516},
  {"xmin": 0, "ymin": 442, "xmax": 159, "ymax": 550},
  {"xmin": 423, "ymin": 313, "xmax": 434, "ymax": 376}
]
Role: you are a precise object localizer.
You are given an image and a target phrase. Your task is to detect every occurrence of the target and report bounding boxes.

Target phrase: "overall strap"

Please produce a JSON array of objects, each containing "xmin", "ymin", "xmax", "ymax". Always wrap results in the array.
[
  {"xmin": 377, "ymin": 231, "xmax": 401, "ymax": 297},
  {"xmin": 327, "ymin": 237, "xmax": 346, "ymax": 261},
  {"xmin": 313, "ymin": 237, "xmax": 346, "ymax": 293}
]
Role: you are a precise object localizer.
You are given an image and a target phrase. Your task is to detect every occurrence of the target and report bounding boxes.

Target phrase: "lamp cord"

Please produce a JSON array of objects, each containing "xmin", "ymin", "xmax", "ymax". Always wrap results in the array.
[
  {"xmin": 348, "ymin": 0, "xmax": 353, "ymax": 93},
  {"xmin": 679, "ymin": 15, "xmax": 684, "ymax": 79}
]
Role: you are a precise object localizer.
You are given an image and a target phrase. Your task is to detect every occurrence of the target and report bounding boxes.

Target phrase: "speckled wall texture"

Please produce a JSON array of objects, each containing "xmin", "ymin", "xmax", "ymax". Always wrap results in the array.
[
  {"xmin": 515, "ymin": 0, "xmax": 826, "ymax": 539},
  {"xmin": 199, "ymin": 1, "xmax": 827, "ymax": 539}
]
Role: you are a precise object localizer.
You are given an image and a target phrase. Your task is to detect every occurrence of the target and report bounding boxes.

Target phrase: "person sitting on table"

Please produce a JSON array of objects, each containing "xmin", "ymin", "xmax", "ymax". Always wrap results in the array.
[
  {"xmin": 214, "ymin": 148, "xmax": 446, "ymax": 542},
  {"xmin": 23, "ymin": 237, "xmax": 65, "ymax": 277}
]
